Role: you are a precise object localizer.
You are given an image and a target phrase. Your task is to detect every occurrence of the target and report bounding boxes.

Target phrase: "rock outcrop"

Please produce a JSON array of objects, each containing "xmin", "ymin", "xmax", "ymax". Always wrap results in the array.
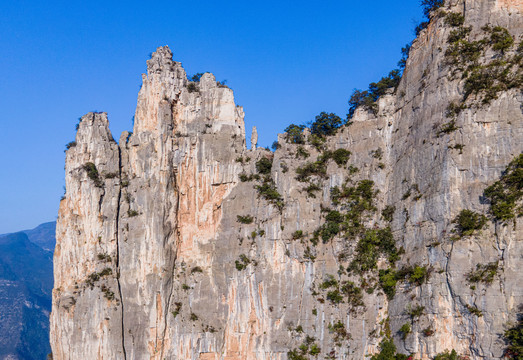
[{"xmin": 51, "ymin": 1, "xmax": 523, "ymax": 359}]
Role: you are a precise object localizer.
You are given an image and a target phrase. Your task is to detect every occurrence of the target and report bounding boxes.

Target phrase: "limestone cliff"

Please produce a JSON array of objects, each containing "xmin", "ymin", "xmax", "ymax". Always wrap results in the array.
[{"xmin": 51, "ymin": 1, "xmax": 523, "ymax": 359}]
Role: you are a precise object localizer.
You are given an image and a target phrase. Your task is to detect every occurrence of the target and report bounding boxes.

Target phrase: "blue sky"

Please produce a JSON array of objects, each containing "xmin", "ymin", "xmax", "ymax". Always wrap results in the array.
[{"xmin": 0, "ymin": 0, "xmax": 424, "ymax": 233}]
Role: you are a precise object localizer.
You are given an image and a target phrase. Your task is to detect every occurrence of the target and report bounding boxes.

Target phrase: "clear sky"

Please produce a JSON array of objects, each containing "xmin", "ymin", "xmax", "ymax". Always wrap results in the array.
[{"xmin": 0, "ymin": 0, "xmax": 425, "ymax": 233}]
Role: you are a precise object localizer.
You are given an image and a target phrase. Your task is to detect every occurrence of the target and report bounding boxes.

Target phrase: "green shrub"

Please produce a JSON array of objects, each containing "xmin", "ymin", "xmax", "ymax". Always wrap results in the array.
[
  {"xmin": 309, "ymin": 344, "xmax": 321, "ymax": 356},
  {"xmin": 171, "ymin": 302, "xmax": 182, "ymax": 318},
  {"xmin": 349, "ymin": 227, "xmax": 398, "ymax": 274},
  {"xmin": 466, "ymin": 261, "xmax": 499, "ymax": 284},
  {"xmin": 97, "ymin": 253, "xmax": 112, "ymax": 262},
  {"xmin": 326, "ymin": 289, "xmax": 343, "ymax": 304},
  {"xmin": 447, "ymin": 26, "xmax": 472, "ymax": 44},
  {"xmin": 187, "ymin": 83, "xmax": 198, "ymax": 93},
  {"xmin": 341, "ymin": 281, "xmax": 365, "ymax": 311},
  {"xmin": 319, "ymin": 275, "xmax": 338, "ymax": 289},
  {"xmin": 65, "ymin": 141, "xmax": 77, "ymax": 150},
  {"xmin": 421, "ymin": 0, "xmax": 444, "ymax": 18},
  {"xmin": 307, "ymin": 134, "xmax": 326, "ymax": 151},
  {"xmin": 488, "ymin": 26, "xmax": 514, "ymax": 52},
  {"xmin": 379, "ymin": 268, "xmax": 398, "ymax": 300},
  {"xmin": 465, "ymin": 304, "xmax": 483, "ymax": 317},
  {"xmin": 190, "ymin": 313, "xmax": 198, "ymax": 321},
  {"xmin": 445, "ymin": 39, "xmax": 484, "ymax": 65},
  {"xmin": 287, "ymin": 350, "xmax": 307, "ymax": 360},
  {"xmin": 422, "ymin": 327, "xmax": 435, "ymax": 337},
  {"xmin": 406, "ymin": 304, "xmax": 425, "ymax": 319},
  {"xmin": 295, "ymin": 146, "xmax": 310, "ymax": 159},
  {"xmin": 407, "ymin": 265, "xmax": 428, "ymax": 286},
  {"xmin": 325, "ymin": 210, "xmax": 343, "ymax": 223},
  {"xmin": 484, "ymin": 154, "xmax": 523, "ymax": 221},
  {"xmin": 399, "ymin": 323, "xmax": 411, "ymax": 340},
  {"xmin": 371, "ymin": 148, "xmax": 383, "ymax": 160},
  {"xmin": 99, "ymin": 268, "xmax": 112, "ymax": 276},
  {"xmin": 128, "ymin": 209, "xmax": 139, "ymax": 217},
  {"xmin": 328, "ymin": 321, "xmax": 350, "ymax": 342},
  {"xmin": 445, "ymin": 12, "xmax": 465, "ymax": 27},
  {"xmin": 331, "ymin": 149, "xmax": 351, "ymax": 166},
  {"xmin": 235, "ymin": 254, "xmax": 251, "ymax": 271},
  {"xmin": 310, "ymin": 112, "xmax": 343, "ymax": 137},
  {"xmin": 292, "ymin": 230, "xmax": 304, "ymax": 240},
  {"xmin": 370, "ymin": 338, "xmax": 408, "ymax": 360},
  {"xmin": 104, "ymin": 172, "xmax": 118, "ymax": 179},
  {"xmin": 237, "ymin": 215, "xmax": 254, "ymax": 224},
  {"xmin": 190, "ymin": 73, "xmax": 204, "ymax": 82},
  {"xmin": 295, "ymin": 158, "xmax": 328, "ymax": 182},
  {"xmin": 284, "ymin": 124, "xmax": 306, "ymax": 144},
  {"xmin": 82, "ymin": 162, "xmax": 103, "ymax": 187},
  {"xmin": 255, "ymin": 177, "xmax": 284, "ymax": 211},
  {"xmin": 101, "ymin": 284, "xmax": 115, "ymax": 300},
  {"xmin": 438, "ymin": 120, "xmax": 459, "ymax": 136},
  {"xmin": 348, "ymin": 70, "xmax": 401, "ymax": 118},
  {"xmin": 304, "ymin": 182, "xmax": 321, "ymax": 198},
  {"xmin": 453, "ymin": 209, "xmax": 487, "ymax": 236},
  {"xmin": 191, "ymin": 266, "xmax": 203, "ymax": 274},
  {"xmin": 446, "ymin": 102, "xmax": 466, "ymax": 118},
  {"xmin": 256, "ymin": 157, "xmax": 273, "ymax": 174},
  {"xmin": 434, "ymin": 350, "xmax": 460, "ymax": 360},
  {"xmin": 504, "ymin": 315, "xmax": 523, "ymax": 359},
  {"xmin": 382, "ymin": 205, "xmax": 396, "ymax": 222}
]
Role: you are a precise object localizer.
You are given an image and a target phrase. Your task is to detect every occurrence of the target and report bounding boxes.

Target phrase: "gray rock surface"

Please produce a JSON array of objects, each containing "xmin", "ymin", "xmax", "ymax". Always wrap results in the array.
[{"xmin": 51, "ymin": 1, "xmax": 523, "ymax": 359}]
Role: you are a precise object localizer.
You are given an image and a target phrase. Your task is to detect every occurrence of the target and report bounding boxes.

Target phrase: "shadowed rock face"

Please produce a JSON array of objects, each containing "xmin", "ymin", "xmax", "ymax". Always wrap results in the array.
[{"xmin": 51, "ymin": 1, "xmax": 523, "ymax": 359}]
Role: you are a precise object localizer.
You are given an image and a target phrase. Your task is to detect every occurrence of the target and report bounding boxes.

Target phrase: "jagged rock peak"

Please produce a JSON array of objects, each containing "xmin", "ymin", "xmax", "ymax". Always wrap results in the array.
[{"xmin": 145, "ymin": 45, "xmax": 182, "ymax": 75}]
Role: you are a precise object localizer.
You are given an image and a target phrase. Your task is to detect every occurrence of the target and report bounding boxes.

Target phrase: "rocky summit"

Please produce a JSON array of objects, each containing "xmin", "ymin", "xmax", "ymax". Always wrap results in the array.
[{"xmin": 50, "ymin": 1, "xmax": 523, "ymax": 359}]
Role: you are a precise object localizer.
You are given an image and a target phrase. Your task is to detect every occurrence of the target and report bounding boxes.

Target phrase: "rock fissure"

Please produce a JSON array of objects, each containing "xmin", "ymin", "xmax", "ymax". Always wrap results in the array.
[{"xmin": 114, "ymin": 147, "xmax": 127, "ymax": 360}]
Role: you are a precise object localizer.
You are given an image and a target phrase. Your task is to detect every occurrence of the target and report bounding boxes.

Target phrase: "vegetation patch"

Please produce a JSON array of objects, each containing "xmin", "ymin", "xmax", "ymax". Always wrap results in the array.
[
  {"xmin": 284, "ymin": 124, "xmax": 306, "ymax": 144},
  {"xmin": 399, "ymin": 323, "xmax": 411, "ymax": 340},
  {"xmin": 256, "ymin": 157, "xmax": 273, "ymax": 175},
  {"xmin": 288, "ymin": 336, "xmax": 321, "ymax": 359},
  {"xmin": 328, "ymin": 321, "xmax": 351, "ymax": 344},
  {"xmin": 466, "ymin": 261, "xmax": 499, "ymax": 285},
  {"xmin": 331, "ymin": 149, "xmax": 351, "ymax": 166},
  {"xmin": 310, "ymin": 112, "xmax": 343, "ymax": 137},
  {"xmin": 443, "ymin": 21, "xmax": 522, "ymax": 111},
  {"xmin": 437, "ymin": 120, "xmax": 459, "ymax": 136},
  {"xmin": 452, "ymin": 209, "xmax": 487, "ymax": 237},
  {"xmin": 382, "ymin": 205, "xmax": 396, "ymax": 222},
  {"xmin": 349, "ymin": 227, "xmax": 398, "ymax": 274},
  {"xmin": 484, "ymin": 154, "xmax": 523, "ymax": 222},
  {"xmin": 237, "ymin": 215, "xmax": 254, "ymax": 224},
  {"xmin": 235, "ymin": 254, "xmax": 251, "ymax": 271},
  {"xmin": 255, "ymin": 176, "xmax": 284, "ymax": 211},
  {"xmin": 82, "ymin": 162, "xmax": 103, "ymax": 188},
  {"xmin": 171, "ymin": 302, "xmax": 182, "ymax": 318},
  {"xmin": 348, "ymin": 70, "xmax": 401, "ymax": 118},
  {"xmin": 503, "ymin": 310, "xmax": 523, "ymax": 359},
  {"xmin": 370, "ymin": 338, "xmax": 409, "ymax": 360},
  {"xmin": 65, "ymin": 141, "xmax": 77, "ymax": 150},
  {"xmin": 434, "ymin": 350, "xmax": 466, "ymax": 360},
  {"xmin": 465, "ymin": 304, "xmax": 483, "ymax": 317}
]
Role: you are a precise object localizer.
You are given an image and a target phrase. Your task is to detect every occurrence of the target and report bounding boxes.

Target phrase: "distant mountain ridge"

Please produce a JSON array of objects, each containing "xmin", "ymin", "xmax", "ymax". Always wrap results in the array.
[{"xmin": 0, "ymin": 222, "xmax": 55, "ymax": 360}]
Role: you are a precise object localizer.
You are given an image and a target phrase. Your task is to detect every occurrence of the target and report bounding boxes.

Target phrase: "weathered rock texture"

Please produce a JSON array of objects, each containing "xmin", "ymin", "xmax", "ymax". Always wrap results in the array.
[{"xmin": 51, "ymin": 1, "xmax": 523, "ymax": 359}]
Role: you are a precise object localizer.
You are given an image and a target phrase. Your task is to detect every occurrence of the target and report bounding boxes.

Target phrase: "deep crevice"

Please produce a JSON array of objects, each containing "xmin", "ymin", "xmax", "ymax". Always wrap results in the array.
[
  {"xmin": 115, "ymin": 145, "xmax": 127, "ymax": 360},
  {"xmin": 159, "ymin": 173, "xmax": 180, "ymax": 360}
]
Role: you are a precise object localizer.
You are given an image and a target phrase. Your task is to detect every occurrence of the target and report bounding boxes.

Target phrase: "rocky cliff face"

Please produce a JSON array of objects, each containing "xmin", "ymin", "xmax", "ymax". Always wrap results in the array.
[{"xmin": 51, "ymin": 1, "xmax": 523, "ymax": 359}]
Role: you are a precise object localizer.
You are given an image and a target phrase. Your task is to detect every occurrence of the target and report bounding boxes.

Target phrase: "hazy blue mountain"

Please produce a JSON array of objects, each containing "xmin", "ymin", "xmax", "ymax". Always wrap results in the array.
[
  {"xmin": 22, "ymin": 222, "xmax": 56, "ymax": 252},
  {"xmin": 0, "ymin": 222, "xmax": 55, "ymax": 360}
]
